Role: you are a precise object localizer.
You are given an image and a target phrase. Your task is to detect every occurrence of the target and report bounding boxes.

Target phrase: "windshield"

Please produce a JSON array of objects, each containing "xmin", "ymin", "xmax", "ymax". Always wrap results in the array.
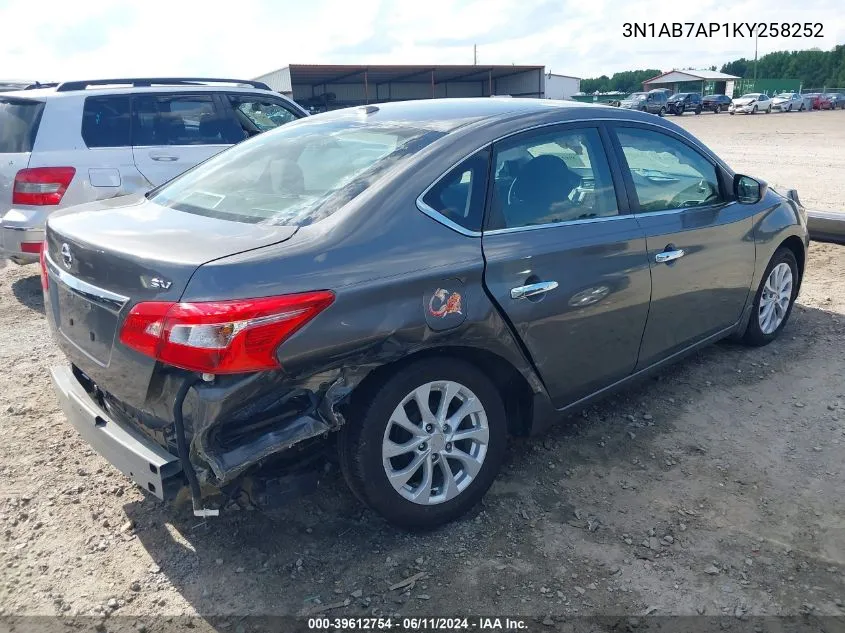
[
  {"xmin": 776, "ymin": 93, "xmax": 793, "ymax": 98},
  {"xmin": 629, "ymin": 93, "xmax": 647, "ymax": 101},
  {"xmin": 149, "ymin": 118, "xmax": 445, "ymax": 225},
  {"xmin": 739, "ymin": 94, "xmax": 761, "ymax": 100},
  {"xmin": 0, "ymin": 98, "xmax": 44, "ymax": 153},
  {"xmin": 670, "ymin": 93, "xmax": 688, "ymax": 99}
]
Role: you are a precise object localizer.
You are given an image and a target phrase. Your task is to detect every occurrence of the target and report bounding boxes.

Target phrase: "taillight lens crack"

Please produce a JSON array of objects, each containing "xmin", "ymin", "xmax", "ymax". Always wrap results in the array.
[{"xmin": 118, "ymin": 292, "xmax": 334, "ymax": 374}]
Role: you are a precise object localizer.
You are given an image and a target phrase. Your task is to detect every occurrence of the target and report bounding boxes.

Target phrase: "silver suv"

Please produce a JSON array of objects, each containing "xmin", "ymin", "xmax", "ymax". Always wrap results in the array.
[{"xmin": 1, "ymin": 77, "xmax": 306, "ymax": 264}]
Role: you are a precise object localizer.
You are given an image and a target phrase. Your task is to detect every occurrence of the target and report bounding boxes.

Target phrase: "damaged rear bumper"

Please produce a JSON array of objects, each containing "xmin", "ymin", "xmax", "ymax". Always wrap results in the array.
[
  {"xmin": 50, "ymin": 365, "xmax": 183, "ymax": 500},
  {"xmin": 50, "ymin": 363, "xmax": 348, "ymax": 499}
]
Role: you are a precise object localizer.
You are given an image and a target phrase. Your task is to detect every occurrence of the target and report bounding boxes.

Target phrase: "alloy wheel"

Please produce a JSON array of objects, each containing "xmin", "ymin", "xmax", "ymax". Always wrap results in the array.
[
  {"xmin": 758, "ymin": 263, "xmax": 793, "ymax": 335},
  {"xmin": 382, "ymin": 380, "xmax": 489, "ymax": 505}
]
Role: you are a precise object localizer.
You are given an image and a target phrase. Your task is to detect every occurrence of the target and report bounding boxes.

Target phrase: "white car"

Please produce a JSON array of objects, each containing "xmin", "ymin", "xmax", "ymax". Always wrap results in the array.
[
  {"xmin": 728, "ymin": 93, "xmax": 773, "ymax": 115},
  {"xmin": 771, "ymin": 92, "xmax": 809, "ymax": 112},
  {"xmin": 0, "ymin": 77, "xmax": 307, "ymax": 264}
]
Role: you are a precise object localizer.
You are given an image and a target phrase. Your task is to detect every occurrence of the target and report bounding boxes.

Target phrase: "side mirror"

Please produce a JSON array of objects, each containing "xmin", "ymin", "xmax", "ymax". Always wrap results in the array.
[{"xmin": 734, "ymin": 174, "xmax": 766, "ymax": 204}]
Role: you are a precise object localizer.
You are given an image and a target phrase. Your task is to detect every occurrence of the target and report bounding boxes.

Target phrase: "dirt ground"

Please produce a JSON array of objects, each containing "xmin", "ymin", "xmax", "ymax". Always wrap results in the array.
[{"xmin": 1, "ymin": 109, "xmax": 845, "ymax": 629}]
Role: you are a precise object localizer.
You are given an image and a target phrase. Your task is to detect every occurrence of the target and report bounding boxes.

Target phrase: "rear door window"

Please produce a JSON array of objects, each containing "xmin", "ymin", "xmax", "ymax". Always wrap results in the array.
[
  {"xmin": 488, "ymin": 126, "xmax": 618, "ymax": 230},
  {"xmin": 81, "ymin": 95, "xmax": 131, "ymax": 148},
  {"xmin": 222, "ymin": 95, "xmax": 301, "ymax": 143},
  {"xmin": 132, "ymin": 94, "xmax": 230, "ymax": 146},
  {"xmin": 0, "ymin": 98, "xmax": 45, "ymax": 153}
]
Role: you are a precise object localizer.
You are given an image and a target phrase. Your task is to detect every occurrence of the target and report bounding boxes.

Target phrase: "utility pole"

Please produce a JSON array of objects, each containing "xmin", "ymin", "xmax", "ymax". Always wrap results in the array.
[
  {"xmin": 753, "ymin": 31, "xmax": 759, "ymax": 82},
  {"xmin": 473, "ymin": 44, "xmax": 477, "ymax": 65}
]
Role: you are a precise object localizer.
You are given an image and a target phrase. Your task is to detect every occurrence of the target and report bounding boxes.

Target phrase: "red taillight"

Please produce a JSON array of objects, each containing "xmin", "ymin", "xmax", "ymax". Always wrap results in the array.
[
  {"xmin": 13, "ymin": 167, "xmax": 76, "ymax": 206},
  {"xmin": 39, "ymin": 243, "xmax": 49, "ymax": 291},
  {"xmin": 20, "ymin": 241, "xmax": 43, "ymax": 254},
  {"xmin": 118, "ymin": 292, "xmax": 335, "ymax": 374}
]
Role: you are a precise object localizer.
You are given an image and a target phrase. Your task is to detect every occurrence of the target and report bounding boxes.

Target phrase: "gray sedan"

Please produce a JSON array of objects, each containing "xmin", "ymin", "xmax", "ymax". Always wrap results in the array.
[{"xmin": 43, "ymin": 98, "xmax": 809, "ymax": 529}]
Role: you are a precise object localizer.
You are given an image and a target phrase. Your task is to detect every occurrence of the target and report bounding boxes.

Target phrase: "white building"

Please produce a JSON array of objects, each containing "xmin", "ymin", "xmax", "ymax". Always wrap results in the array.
[{"xmin": 544, "ymin": 73, "xmax": 581, "ymax": 100}]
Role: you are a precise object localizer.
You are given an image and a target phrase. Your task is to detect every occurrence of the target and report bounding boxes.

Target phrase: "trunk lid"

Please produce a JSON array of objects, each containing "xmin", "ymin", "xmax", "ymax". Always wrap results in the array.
[
  {"xmin": 0, "ymin": 96, "xmax": 43, "ymax": 216},
  {"xmin": 45, "ymin": 194, "xmax": 298, "ymax": 404}
]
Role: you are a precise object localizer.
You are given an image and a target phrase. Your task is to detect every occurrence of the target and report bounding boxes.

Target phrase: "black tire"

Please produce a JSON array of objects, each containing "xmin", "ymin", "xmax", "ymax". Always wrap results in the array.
[
  {"xmin": 799, "ymin": 104, "xmax": 805, "ymax": 111},
  {"xmin": 695, "ymin": 106, "xmax": 701, "ymax": 115},
  {"xmin": 742, "ymin": 247, "xmax": 800, "ymax": 347},
  {"xmin": 714, "ymin": 105, "xmax": 721, "ymax": 114},
  {"xmin": 338, "ymin": 358, "xmax": 507, "ymax": 530},
  {"xmin": 659, "ymin": 106, "xmax": 666, "ymax": 117},
  {"xmin": 752, "ymin": 105, "xmax": 757, "ymax": 114}
]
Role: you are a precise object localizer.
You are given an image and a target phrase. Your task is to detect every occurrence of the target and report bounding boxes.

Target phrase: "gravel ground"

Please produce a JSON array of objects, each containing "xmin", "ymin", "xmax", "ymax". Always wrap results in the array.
[{"xmin": 1, "ymin": 109, "xmax": 845, "ymax": 628}]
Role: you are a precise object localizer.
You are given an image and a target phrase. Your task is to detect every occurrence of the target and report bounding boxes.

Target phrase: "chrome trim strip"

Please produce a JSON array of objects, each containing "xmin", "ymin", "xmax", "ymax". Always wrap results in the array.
[
  {"xmin": 484, "ymin": 214, "xmax": 629, "ymax": 236},
  {"xmin": 45, "ymin": 252, "xmax": 129, "ymax": 313},
  {"xmin": 3, "ymin": 226, "xmax": 42, "ymax": 232},
  {"xmin": 417, "ymin": 198, "xmax": 482, "ymax": 238},
  {"xmin": 415, "ymin": 114, "xmax": 724, "ymax": 237}
]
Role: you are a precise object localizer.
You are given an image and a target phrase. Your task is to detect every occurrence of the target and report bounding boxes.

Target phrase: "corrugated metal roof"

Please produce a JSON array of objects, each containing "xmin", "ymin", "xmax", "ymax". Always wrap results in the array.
[{"xmin": 256, "ymin": 64, "xmax": 544, "ymax": 86}]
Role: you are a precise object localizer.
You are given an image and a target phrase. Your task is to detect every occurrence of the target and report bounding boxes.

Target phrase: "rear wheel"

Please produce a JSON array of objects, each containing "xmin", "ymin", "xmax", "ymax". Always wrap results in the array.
[
  {"xmin": 787, "ymin": 104, "xmax": 793, "ymax": 112},
  {"xmin": 695, "ymin": 106, "xmax": 702, "ymax": 115},
  {"xmin": 338, "ymin": 358, "xmax": 507, "ymax": 530},
  {"xmin": 742, "ymin": 248, "xmax": 799, "ymax": 347},
  {"xmin": 799, "ymin": 104, "xmax": 805, "ymax": 111},
  {"xmin": 715, "ymin": 105, "xmax": 721, "ymax": 114},
  {"xmin": 659, "ymin": 106, "xmax": 666, "ymax": 117}
]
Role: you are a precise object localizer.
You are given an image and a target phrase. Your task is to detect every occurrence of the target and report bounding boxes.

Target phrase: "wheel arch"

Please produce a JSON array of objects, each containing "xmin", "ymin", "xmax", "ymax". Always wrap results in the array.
[
  {"xmin": 779, "ymin": 234, "xmax": 806, "ymax": 280},
  {"xmin": 346, "ymin": 345, "xmax": 537, "ymax": 437}
]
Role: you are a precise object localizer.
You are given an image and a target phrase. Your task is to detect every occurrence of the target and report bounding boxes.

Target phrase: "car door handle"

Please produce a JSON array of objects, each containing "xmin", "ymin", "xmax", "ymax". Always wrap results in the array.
[
  {"xmin": 149, "ymin": 153, "xmax": 178, "ymax": 162},
  {"xmin": 655, "ymin": 249, "xmax": 685, "ymax": 264},
  {"xmin": 510, "ymin": 281, "xmax": 559, "ymax": 300}
]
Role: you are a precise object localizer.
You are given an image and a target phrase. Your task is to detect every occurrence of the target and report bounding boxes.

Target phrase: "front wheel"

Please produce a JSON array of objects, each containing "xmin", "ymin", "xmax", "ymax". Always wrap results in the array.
[
  {"xmin": 695, "ymin": 106, "xmax": 702, "ymax": 115},
  {"xmin": 659, "ymin": 106, "xmax": 666, "ymax": 117},
  {"xmin": 752, "ymin": 105, "xmax": 758, "ymax": 114},
  {"xmin": 742, "ymin": 248, "xmax": 800, "ymax": 347},
  {"xmin": 787, "ymin": 104, "xmax": 792, "ymax": 112},
  {"xmin": 715, "ymin": 105, "xmax": 721, "ymax": 114},
  {"xmin": 338, "ymin": 358, "xmax": 508, "ymax": 530}
]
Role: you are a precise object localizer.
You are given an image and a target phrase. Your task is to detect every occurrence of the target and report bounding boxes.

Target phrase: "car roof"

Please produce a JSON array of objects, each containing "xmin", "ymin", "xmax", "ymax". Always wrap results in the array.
[
  {"xmin": 304, "ymin": 98, "xmax": 614, "ymax": 132},
  {"xmin": 0, "ymin": 84, "xmax": 280, "ymax": 101},
  {"xmin": 298, "ymin": 98, "xmax": 696, "ymax": 142}
]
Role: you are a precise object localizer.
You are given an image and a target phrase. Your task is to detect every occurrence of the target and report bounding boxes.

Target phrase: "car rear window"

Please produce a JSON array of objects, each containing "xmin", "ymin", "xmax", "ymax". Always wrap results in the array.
[
  {"xmin": 149, "ymin": 118, "xmax": 445, "ymax": 226},
  {"xmin": 0, "ymin": 98, "xmax": 45, "ymax": 153}
]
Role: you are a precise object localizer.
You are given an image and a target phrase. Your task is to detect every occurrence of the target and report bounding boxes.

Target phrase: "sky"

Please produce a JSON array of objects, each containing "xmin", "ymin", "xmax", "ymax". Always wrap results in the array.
[{"xmin": 0, "ymin": 0, "xmax": 843, "ymax": 82}]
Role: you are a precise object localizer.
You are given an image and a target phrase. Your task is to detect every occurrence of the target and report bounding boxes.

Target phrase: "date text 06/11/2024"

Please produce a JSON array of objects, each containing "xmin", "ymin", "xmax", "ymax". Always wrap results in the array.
[
  {"xmin": 307, "ymin": 617, "xmax": 529, "ymax": 630},
  {"xmin": 622, "ymin": 22, "xmax": 824, "ymax": 38}
]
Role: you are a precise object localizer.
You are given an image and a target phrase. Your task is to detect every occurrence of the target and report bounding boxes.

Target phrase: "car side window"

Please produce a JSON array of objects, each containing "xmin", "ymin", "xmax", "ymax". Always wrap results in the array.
[
  {"xmin": 81, "ymin": 95, "xmax": 130, "ymax": 148},
  {"xmin": 488, "ymin": 126, "xmax": 618, "ymax": 230},
  {"xmin": 224, "ymin": 95, "xmax": 300, "ymax": 143},
  {"xmin": 615, "ymin": 127, "xmax": 724, "ymax": 213},
  {"xmin": 421, "ymin": 148, "xmax": 490, "ymax": 233},
  {"xmin": 132, "ymin": 94, "xmax": 230, "ymax": 146}
]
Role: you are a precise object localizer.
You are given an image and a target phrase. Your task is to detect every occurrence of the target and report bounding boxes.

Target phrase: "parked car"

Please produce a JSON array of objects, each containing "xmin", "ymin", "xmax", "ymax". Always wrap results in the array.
[
  {"xmin": 803, "ymin": 93, "xmax": 833, "ymax": 110},
  {"xmin": 43, "ymin": 98, "xmax": 809, "ymax": 529},
  {"xmin": 701, "ymin": 94, "xmax": 732, "ymax": 113},
  {"xmin": 618, "ymin": 89, "xmax": 668, "ymax": 115},
  {"xmin": 0, "ymin": 77, "xmax": 307, "ymax": 265},
  {"xmin": 728, "ymin": 93, "xmax": 773, "ymax": 115},
  {"xmin": 667, "ymin": 92, "xmax": 702, "ymax": 115},
  {"xmin": 824, "ymin": 93, "xmax": 845, "ymax": 109},
  {"xmin": 771, "ymin": 92, "xmax": 808, "ymax": 112}
]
